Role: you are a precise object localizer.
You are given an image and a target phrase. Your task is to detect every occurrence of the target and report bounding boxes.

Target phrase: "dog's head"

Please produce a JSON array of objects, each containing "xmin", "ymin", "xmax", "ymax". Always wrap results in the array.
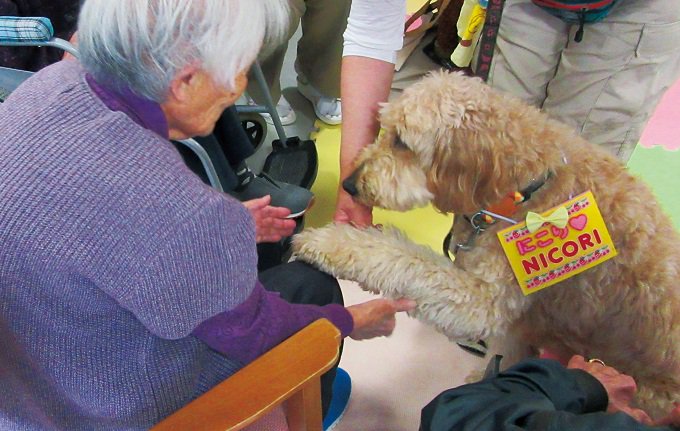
[{"xmin": 344, "ymin": 71, "xmax": 565, "ymax": 214}]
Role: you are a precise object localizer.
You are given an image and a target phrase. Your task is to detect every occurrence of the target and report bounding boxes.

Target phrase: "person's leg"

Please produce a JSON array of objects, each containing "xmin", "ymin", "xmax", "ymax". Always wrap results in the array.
[
  {"xmin": 181, "ymin": 106, "xmax": 256, "ymax": 191},
  {"xmin": 212, "ymin": 105, "xmax": 256, "ymax": 167},
  {"xmin": 176, "ymin": 133, "xmax": 241, "ymax": 191},
  {"xmin": 181, "ymin": 107, "xmax": 313, "ymax": 219},
  {"xmin": 542, "ymin": 0, "xmax": 680, "ymax": 162},
  {"xmin": 295, "ymin": 0, "xmax": 351, "ymax": 99},
  {"xmin": 479, "ymin": 0, "xmax": 569, "ymax": 107},
  {"xmin": 246, "ymin": 0, "xmax": 303, "ymax": 104},
  {"xmin": 259, "ymin": 260, "xmax": 344, "ymax": 418},
  {"xmin": 293, "ymin": 0, "xmax": 350, "ymax": 125}
]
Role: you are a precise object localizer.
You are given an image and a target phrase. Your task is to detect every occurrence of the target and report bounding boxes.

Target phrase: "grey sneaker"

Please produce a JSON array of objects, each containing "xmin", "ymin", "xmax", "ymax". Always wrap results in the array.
[{"xmin": 231, "ymin": 171, "xmax": 314, "ymax": 218}]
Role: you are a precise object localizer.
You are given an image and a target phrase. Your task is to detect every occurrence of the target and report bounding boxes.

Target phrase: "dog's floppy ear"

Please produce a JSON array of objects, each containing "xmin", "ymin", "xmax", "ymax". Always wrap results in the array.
[
  {"xmin": 420, "ymin": 72, "xmax": 516, "ymax": 213},
  {"xmin": 423, "ymin": 71, "xmax": 568, "ymax": 214},
  {"xmin": 427, "ymin": 126, "xmax": 519, "ymax": 214}
]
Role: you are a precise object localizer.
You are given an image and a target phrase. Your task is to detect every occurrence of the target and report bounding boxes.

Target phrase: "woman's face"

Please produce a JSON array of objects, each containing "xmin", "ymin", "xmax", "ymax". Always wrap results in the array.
[{"xmin": 162, "ymin": 68, "xmax": 248, "ymax": 140}]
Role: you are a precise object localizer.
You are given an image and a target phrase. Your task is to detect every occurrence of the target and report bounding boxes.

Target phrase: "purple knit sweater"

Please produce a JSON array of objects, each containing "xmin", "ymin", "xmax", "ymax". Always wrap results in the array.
[{"xmin": 0, "ymin": 60, "xmax": 351, "ymax": 430}]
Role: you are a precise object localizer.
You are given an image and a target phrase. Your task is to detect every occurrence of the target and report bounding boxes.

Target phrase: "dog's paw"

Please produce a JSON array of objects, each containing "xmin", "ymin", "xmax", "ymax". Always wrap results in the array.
[
  {"xmin": 291, "ymin": 224, "xmax": 341, "ymax": 275},
  {"xmin": 292, "ymin": 223, "xmax": 383, "ymax": 284}
]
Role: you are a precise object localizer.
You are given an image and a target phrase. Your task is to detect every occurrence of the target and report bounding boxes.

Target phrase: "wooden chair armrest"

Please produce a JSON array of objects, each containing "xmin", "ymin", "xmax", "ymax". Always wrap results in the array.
[{"xmin": 152, "ymin": 318, "xmax": 341, "ymax": 431}]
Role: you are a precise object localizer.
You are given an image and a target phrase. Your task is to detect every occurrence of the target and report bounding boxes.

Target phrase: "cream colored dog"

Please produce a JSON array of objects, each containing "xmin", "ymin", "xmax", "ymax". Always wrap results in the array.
[{"xmin": 293, "ymin": 71, "xmax": 680, "ymax": 416}]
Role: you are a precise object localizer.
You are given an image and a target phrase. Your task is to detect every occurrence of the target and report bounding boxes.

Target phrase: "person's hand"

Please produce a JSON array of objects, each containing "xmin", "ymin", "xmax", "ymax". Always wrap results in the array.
[
  {"xmin": 567, "ymin": 355, "xmax": 653, "ymax": 424},
  {"xmin": 346, "ymin": 298, "xmax": 416, "ymax": 340},
  {"xmin": 654, "ymin": 403, "xmax": 680, "ymax": 427},
  {"xmin": 333, "ymin": 189, "xmax": 373, "ymax": 227},
  {"xmin": 243, "ymin": 195, "xmax": 296, "ymax": 243}
]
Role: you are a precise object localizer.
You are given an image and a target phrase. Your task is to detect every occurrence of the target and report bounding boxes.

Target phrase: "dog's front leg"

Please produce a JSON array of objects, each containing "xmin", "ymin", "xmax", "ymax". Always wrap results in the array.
[{"xmin": 293, "ymin": 223, "xmax": 524, "ymax": 341}]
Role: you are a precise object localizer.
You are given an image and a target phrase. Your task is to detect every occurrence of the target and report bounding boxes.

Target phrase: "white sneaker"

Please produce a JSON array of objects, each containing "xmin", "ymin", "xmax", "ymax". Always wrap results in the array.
[
  {"xmin": 297, "ymin": 77, "xmax": 342, "ymax": 126},
  {"xmin": 248, "ymin": 94, "xmax": 296, "ymax": 126}
]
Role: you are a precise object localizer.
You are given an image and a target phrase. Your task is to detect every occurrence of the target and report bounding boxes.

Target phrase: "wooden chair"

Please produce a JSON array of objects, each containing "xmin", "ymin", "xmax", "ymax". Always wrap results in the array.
[{"xmin": 152, "ymin": 319, "xmax": 341, "ymax": 431}]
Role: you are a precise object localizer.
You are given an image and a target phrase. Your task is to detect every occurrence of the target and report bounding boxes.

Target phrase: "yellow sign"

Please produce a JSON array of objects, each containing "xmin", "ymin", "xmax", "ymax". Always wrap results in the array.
[{"xmin": 497, "ymin": 191, "xmax": 617, "ymax": 296}]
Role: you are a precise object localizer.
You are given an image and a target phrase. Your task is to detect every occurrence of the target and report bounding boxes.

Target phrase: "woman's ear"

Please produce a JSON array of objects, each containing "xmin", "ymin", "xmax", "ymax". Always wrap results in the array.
[{"xmin": 167, "ymin": 65, "xmax": 201, "ymax": 104}]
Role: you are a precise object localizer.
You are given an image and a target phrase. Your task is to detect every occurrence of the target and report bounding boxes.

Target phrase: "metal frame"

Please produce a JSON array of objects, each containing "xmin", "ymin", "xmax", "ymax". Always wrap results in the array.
[
  {"xmin": 177, "ymin": 139, "xmax": 224, "ymax": 192},
  {"xmin": 0, "ymin": 38, "xmax": 78, "ymax": 57},
  {"xmin": 236, "ymin": 62, "xmax": 289, "ymax": 143}
]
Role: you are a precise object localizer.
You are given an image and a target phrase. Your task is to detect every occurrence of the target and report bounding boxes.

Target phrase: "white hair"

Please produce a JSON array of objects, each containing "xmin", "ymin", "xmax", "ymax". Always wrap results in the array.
[{"xmin": 78, "ymin": 0, "xmax": 289, "ymax": 102}]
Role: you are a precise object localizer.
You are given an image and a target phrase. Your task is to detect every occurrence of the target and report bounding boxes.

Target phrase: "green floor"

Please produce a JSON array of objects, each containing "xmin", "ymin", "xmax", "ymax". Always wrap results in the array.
[{"xmin": 627, "ymin": 145, "xmax": 680, "ymax": 230}]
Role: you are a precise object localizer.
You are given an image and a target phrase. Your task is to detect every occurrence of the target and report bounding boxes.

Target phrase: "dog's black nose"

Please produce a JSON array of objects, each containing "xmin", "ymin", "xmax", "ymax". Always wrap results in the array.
[{"xmin": 342, "ymin": 169, "xmax": 360, "ymax": 197}]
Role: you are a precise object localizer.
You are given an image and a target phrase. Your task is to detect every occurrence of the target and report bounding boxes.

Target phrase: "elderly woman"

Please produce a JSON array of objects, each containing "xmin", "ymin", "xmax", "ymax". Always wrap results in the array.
[{"xmin": 0, "ymin": 0, "xmax": 414, "ymax": 429}]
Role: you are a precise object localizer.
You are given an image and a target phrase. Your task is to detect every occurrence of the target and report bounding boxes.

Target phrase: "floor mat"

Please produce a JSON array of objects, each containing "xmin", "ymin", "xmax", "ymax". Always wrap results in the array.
[{"xmin": 629, "ymin": 77, "xmax": 680, "ymax": 230}]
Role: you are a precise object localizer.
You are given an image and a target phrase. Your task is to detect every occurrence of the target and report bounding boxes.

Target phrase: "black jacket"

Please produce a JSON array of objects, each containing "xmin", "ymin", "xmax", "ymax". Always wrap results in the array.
[{"xmin": 421, "ymin": 358, "xmax": 679, "ymax": 431}]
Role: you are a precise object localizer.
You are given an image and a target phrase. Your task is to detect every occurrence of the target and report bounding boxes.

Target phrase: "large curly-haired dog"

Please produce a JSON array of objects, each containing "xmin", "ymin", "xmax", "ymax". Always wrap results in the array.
[{"xmin": 293, "ymin": 71, "xmax": 680, "ymax": 416}]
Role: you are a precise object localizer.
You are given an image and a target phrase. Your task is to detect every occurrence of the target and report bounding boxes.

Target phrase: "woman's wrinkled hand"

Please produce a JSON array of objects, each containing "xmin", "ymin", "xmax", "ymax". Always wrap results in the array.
[
  {"xmin": 567, "ymin": 355, "xmax": 653, "ymax": 425},
  {"xmin": 654, "ymin": 403, "xmax": 680, "ymax": 427},
  {"xmin": 346, "ymin": 297, "xmax": 416, "ymax": 340},
  {"xmin": 243, "ymin": 195, "xmax": 296, "ymax": 243}
]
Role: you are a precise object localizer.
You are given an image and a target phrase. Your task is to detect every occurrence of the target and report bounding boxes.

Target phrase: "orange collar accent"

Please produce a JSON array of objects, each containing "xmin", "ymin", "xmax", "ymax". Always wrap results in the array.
[
  {"xmin": 483, "ymin": 191, "xmax": 525, "ymax": 223},
  {"xmin": 444, "ymin": 172, "xmax": 553, "ymax": 258},
  {"xmin": 480, "ymin": 172, "xmax": 553, "ymax": 224}
]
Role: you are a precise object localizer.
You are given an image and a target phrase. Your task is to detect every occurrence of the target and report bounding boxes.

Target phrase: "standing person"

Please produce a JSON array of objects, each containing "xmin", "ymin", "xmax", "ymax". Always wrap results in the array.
[
  {"xmin": 0, "ymin": 1, "xmax": 415, "ymax": 429},
  {"xmin": 247, "ymin": 0, "xmax": 351, "ymax": 126},
  {"xmin": 335, "ymin": 0, "xmax": 680, "ymax": 226},
  {"xmin": 421, "ymin": 355, "xmax": 680, "ymax": 430},
  {"xmin": 483, "ymin": 0, "xmax": 680, "ymax": 162}
]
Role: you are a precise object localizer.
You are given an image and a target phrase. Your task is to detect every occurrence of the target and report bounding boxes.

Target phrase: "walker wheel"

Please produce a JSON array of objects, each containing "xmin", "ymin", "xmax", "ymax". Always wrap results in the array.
[{"xmin": 239, "ymin": 112, "xmax": 267, "ymax": 153}]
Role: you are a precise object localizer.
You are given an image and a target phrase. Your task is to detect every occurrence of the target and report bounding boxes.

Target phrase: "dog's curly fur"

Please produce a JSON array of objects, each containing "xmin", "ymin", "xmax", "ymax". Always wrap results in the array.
[{"xmin": 293, "ymin": 71, "xmax": 680, "ymax": 416}]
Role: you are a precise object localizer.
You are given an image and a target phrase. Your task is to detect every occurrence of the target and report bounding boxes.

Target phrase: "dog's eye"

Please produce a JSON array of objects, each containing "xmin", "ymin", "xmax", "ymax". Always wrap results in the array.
[{"xmin": 393, "ymin": 136, "xmax": 409, "ymax": 150}]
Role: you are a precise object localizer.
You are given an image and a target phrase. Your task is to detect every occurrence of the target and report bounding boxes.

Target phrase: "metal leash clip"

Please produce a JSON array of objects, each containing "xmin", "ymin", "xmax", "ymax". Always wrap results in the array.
[
  {"xmin": 452, "ymin": 211, "xmax": 495, "ymax": 254},
  {"xmin": 444, "ymin": 211, "xmax": 502, "ymax": 259}
]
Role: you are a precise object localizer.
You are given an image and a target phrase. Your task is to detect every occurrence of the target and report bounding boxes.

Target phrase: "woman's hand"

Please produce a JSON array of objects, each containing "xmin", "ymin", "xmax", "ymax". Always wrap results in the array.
[
  {"xmin": 654, "ymin": 403, "xmax": 680, "ymax": 427},
  {"xmin": 567, "ymin": 355, "xmax": 653, "ymax": 425},
  {"xmin": 243, "ymin": 195, "xmax": 296, "ymax": 243},
  {"xmin": 333, "ymin": 189, "xmax": 373, "ymax": 227},
  {"xmin": 346, "ymin": 297, "xmax": 416, "ymax": 340}
]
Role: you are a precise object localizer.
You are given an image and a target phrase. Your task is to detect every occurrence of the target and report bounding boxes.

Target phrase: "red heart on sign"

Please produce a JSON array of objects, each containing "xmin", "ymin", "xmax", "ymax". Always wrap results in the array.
[{"xmin": 569, "ymin": 214, "xmax": 588, "ymax": 231}]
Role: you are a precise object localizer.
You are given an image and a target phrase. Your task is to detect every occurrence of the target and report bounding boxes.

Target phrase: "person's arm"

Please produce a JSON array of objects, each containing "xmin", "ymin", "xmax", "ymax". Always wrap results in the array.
[
  {"xmin": 336, "ymin": 56, "xmax": 394, "ymax": 226},
  {"xmin": 335, "ymin": 0, "xmax": 406, "ymax": 226},
  {"xmin": 191, "ymin": 281, "xmax": 352, "ymax": 365},
  {"xmin": 192, "ymin": 281, "xmax": 416, "ymax": 365},
  {"xmin": 420, "ymin": 358, "xmax": 674, "ymax": 431}
]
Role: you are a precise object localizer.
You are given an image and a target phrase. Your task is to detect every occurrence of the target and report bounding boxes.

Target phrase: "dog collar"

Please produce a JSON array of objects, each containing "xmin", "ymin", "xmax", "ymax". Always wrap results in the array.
[{"xmin": 444, "ymin": 171, "xmax": 553, "ymax": 258}]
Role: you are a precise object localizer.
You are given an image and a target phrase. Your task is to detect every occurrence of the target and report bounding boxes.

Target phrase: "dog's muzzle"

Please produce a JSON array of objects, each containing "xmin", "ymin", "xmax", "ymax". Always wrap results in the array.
[{"xmin": 342, "ymin": 167, "xmax": 361, "ymax": 197}]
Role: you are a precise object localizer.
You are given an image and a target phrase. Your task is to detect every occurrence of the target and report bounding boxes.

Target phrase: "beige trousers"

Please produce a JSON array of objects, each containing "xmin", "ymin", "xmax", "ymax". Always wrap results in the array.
[
  {"xmin": 247, "ymin": 0, "xmax": 351, "ymax": 103},
  {"xmin": 477, "ymin": 0, "xmax": 680, "ymax": 162}
]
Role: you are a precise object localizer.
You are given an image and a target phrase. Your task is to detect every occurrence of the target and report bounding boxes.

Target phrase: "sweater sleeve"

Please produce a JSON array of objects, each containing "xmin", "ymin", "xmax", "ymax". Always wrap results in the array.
[
  {"xmin": 191, "ymin": 281, "xmax": 354, "ymax": 365},
  {"xmin": 343, "ymin": 0, "xmax": 406, "ymax": 63},
  {"xmin": 420, "ymin": 359, "xmax": 673, "ymax": 431}
]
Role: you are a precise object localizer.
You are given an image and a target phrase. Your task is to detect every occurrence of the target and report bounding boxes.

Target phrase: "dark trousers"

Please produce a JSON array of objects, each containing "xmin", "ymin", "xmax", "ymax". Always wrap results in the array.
[{"xmin": 259, "ymin": 261, "xmax": 344, "ymax": 418}]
